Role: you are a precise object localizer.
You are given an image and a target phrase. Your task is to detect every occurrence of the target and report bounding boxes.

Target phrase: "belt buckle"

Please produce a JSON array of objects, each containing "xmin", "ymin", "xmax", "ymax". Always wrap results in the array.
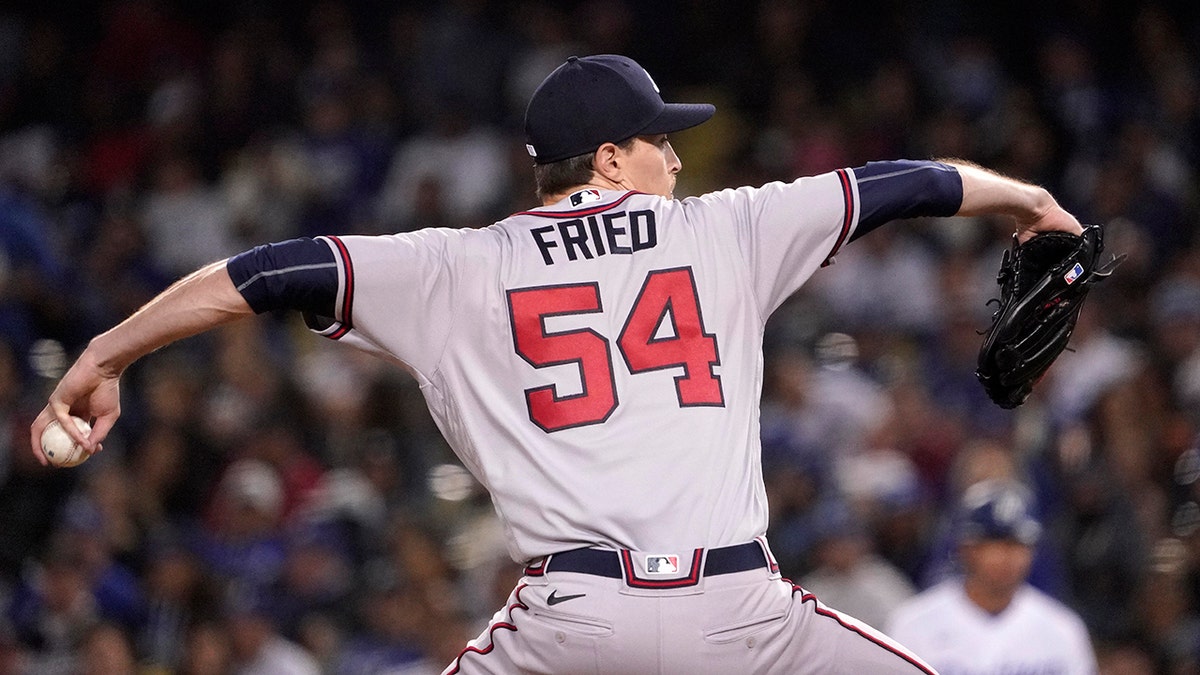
[{"xmin": 621, "ymin": 549, "xmax": 703, "ymax": 589}]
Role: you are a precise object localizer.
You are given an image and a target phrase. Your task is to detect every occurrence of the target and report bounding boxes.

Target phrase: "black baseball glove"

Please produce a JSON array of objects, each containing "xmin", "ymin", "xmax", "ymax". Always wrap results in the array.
[{"xmin": 976, "ymin": 224, "xmax": 1124, "ymax": 409}]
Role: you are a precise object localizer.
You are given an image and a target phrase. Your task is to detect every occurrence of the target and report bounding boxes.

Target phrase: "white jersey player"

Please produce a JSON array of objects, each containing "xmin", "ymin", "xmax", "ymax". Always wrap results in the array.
[
  {"xmin": 887, "ymin": 481, "xmax": 1098, "ymax": 675},
  {"xmin": 33, "ymin": 54, "xmax": 1087, "ymax": 674}
]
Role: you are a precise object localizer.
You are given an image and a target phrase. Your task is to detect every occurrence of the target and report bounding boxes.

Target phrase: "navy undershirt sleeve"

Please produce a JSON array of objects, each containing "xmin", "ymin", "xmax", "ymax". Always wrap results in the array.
[
  {"xmin": 849, "ymin": 160, "xmax": 963, "ymax": 241},
  {"xmin": 226, "ymin": 238, "xmax": 339, "ymax": 315}
]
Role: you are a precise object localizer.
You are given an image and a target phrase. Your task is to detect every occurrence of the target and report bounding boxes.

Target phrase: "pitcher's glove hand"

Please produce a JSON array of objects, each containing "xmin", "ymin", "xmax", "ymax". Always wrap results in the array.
[{"xmin": 976, "ymin": 224, "xmax": 1124, "ymax": 409}]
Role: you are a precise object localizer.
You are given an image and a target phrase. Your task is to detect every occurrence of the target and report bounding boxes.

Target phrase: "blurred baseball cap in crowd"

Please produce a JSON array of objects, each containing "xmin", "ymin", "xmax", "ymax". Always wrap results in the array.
[
  {"xmin": 957, "ymin": 480, "xmax": 1041, "ymax": 546},
  {"xmin": 524, "ymin": 54, "xmax": 715, "ymax": 164}
]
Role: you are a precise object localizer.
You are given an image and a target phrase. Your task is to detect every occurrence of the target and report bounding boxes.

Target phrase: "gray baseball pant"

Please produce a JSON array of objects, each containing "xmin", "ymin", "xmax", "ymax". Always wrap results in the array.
[{"xmin": 443, "ymin": 543, "xmax": 938, "ymax": 674}]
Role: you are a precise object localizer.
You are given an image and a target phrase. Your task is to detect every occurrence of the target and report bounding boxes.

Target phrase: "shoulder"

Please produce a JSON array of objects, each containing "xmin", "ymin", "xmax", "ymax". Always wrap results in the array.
[
  {"xmin": 1015, "ymin": 586, "xmax": 1089, "ymax": 633},
  {"xmin": 683, "ymin": 173, "xmax": 852, "ymax": 223},
  {"xmin": 887, "ymin": 580, "xmax": 962, "ymax": 627}
]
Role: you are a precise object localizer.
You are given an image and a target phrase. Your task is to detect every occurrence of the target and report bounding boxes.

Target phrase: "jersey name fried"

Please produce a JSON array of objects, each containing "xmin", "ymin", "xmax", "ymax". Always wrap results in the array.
[{"xmin": 531, "ymin": 210, "xmax": 657, "ymax": 265}]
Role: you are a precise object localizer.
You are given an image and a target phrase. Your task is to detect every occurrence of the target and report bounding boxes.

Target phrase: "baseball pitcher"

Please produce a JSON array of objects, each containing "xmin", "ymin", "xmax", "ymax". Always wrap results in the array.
[{"xmin": 32, "ymin": 54, "xmax": 1086, "ymax": 673}]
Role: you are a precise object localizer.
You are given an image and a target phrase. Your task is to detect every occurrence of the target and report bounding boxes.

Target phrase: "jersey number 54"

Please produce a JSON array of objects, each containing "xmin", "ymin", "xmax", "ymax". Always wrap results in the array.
[{"xmin": 507, "ymin": 267, "xmax": 725, "ymax": 433}]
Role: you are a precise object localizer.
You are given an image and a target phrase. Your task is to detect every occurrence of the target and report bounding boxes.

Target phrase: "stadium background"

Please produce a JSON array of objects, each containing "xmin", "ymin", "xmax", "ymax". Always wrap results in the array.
[{"xmin": 0, "ymin": 0, "xmax": 1198, "ymax": 672}]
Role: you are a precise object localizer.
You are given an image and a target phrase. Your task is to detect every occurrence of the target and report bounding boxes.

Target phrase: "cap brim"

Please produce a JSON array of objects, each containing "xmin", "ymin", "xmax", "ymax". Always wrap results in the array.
[{"xmin": 640, "ymin": 103, "xmax": 716, "ymax": 135}]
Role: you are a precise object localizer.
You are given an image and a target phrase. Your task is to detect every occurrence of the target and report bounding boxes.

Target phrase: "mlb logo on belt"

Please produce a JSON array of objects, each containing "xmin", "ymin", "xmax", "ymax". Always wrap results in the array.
[
  {"xmin": 1064, "ymin": 263, "xmax": 1084, "ymax": 285},
  {"xmin": 645, "ymin": 554, "xmax": 680, "ymax": 575}
]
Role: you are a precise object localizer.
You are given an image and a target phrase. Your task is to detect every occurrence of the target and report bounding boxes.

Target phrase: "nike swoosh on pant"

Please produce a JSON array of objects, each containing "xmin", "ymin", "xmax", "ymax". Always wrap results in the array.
[{"xmin": 547, "ymin": 590, "xmax": 586, "ymax": 606}]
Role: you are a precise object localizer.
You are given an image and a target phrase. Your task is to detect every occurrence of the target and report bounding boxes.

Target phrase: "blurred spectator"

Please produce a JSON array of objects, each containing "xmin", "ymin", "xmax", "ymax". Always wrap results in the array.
[
  {"xmin": 0, "ymin": 179, "xmax": 70, "ymax": 352},
  {"xmin": 1150, "ymin": 275, "xmax": 1200, "ymax": 422},
  {"xmin": 203, "ymin": 321, "xmax": 290, "ymax": 446},
  {"xmin": 50, "ymin": 494, "xmax": 144, "ymax": 631},
  {"xmin": 1039, "ymin": 32, "xmax": 1110, "ymax": 161},
  {"xmin": 221, "ymin": 137, "xmax": 313, "ymax": 247},
  {"xmin": 139, "ymin": 152, "xmax": 238, "ymax": 276},
  {"xmin": 193, "ymin": 458, "xmax": 287, "ymax": 594},
  {"xmin": 887, "ymin": 480, "xmax": 1097, "ymax": 675},
  {"xmin": 1040, "ymin": 304, "xmax": 1144, "ymax": 427},
  {"xmin": 138, "ymin": 531, "xmax": 222, "ymax": 672},
  {"xmin": 758, "ymin": 342, "xmax": 891, "ymax": 576},
  {"xmin": 75, "ymin": 205, "xmax": 172, "ymax": 334},
  {"xmin": 1052, "ymin": 418, "xmax": 1149, "ymax": 645},
  {"xmin": 799, "ymin": 500, "xmax": 916, "ymax": 630},
  {"xmin": 918, "ymin": 439, "xmax": 1071, "ymax": 599},
  {"xmin": 7, "ymin": 545, "xmax": 98, "ymax": 674},
  {"xmin": 236, "ymin": 420, "xmax": 325, "ymax": 523},
  {"xmin": 78, "ymin": 621, "xmax": 137, "ymax": 675},
  {"xmin": 293, "ymin": 39, "xmax": 394, "ymax": 235},
  {"xmin": 834, "ymin": 408, "xmax": 923, "ymax": 529},
  {"xmin": 224, "ymin": 588, "xmax": 319, "ymax": 675},
  {"xmin": 275, "ymin": 521, "xmax": 355, "ymax": 641},
  {"xmin": 808, "ymin": 224, "xmax": 943, "ymax": 337},
  {"xmin": 375, "ymin": 108, "xmax": 510, "ymax": 231},
  {"xmin": 763, "ymin": 336, "xmax": 893, "ymax": 462},
  {"xmin": 1134, "ymin": 537, "xmax": 1200, "ymax": 673},
  {"xmin": 334, "ymin": 559, "xmax": 439, "ymax": 675},
  {"xmin": 885, "ymin": 366, "xmax": 967, "ymax": 501},
  {"xmin": 179, "ymin": 620, "xmax": 232, "ymax": 675}
]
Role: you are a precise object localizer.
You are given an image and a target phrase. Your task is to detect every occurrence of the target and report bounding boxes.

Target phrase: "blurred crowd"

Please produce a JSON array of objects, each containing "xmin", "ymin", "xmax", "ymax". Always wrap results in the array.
[{"xmin": 1, "ymin": 0, "xmax": 1199, "ymax": 673}]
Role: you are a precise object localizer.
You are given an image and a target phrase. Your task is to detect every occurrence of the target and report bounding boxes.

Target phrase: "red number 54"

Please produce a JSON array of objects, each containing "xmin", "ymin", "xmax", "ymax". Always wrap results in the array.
[{"xmin": 507, "ymin": 267, "xmax": 724, "ymax": 433}]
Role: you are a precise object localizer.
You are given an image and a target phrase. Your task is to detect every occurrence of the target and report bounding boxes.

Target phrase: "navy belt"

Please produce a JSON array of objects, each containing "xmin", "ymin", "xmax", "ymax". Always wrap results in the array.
[{"xmin": 527, "ymin": 542, "xmax": 772, "ymax": 589}]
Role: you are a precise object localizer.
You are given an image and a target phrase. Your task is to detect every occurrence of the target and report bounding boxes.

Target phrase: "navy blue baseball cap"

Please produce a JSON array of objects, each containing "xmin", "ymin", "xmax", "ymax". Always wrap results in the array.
[
  {"xmin": 957, "ymin": 480, "xmax": 1041, "ymax": 546},
  {"xmin": 524, "ymin": 54, "xmax": 716, "ymax": 164}
]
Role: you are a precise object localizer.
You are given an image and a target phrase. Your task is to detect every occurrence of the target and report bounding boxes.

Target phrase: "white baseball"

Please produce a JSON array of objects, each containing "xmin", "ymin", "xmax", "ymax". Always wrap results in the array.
[{"xmin": 41, "ymin": 416, "xmax": 92, "ymax": 468}]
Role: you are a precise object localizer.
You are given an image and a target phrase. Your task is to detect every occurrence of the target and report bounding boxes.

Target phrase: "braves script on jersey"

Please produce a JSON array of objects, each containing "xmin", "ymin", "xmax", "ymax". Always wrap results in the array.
[{"xmin": 886, "ymin": 581, "xmax": 1097, "ymax": 675}]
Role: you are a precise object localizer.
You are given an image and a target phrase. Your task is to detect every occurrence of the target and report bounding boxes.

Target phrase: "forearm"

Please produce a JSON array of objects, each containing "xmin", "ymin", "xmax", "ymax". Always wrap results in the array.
[
  {"xmin": 87, "ymin": 260, "xmax": 253, "ymax": 376},
  {"xmin": 846, "ymin": 159, "xmax": 1082, "ymax": 244},
  {"xmin": 943, "ymin": 160, "xmax": 1082, "ymax": 238},
  {"xmin": 949, "ymin": 161, "xmax": 1050, "ymax": 219}
]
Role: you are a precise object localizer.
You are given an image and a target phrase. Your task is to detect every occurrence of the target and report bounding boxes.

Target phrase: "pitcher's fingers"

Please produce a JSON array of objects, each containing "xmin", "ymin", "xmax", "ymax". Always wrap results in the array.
[
  {"xmin": 48, "ymin": 401, "xmax": 92, "ymax": 449},
  {"xmin": 85, "ymin": 413, "xmax": 119, "ymax": 452}
]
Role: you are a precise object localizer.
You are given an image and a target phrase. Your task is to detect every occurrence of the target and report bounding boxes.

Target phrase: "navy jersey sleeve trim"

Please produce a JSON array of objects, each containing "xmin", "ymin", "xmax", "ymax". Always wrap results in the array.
[
  {"xmin": 225, "ymin": 237, "xmax": 339, "ymax": 317},
  {"xmin": 849, "ymin": 160, "xmax": 963, "ymax": 241}
]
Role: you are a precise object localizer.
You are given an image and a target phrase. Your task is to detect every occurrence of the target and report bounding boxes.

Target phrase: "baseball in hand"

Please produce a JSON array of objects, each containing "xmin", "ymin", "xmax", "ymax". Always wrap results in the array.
[{"xmin": 41, "ymin": 416, "xmax": 92, "ymax": 468}]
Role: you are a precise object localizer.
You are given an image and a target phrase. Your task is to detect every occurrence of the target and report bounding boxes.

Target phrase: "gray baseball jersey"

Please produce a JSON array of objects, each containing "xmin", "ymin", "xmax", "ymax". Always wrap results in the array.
[
  {"xmin": 314, "ymin": 174, "xmax": 854, "ymax": 562},
  {"xmin": 227, "ymin": 161, "xmax": 960, "ymax": 674}
]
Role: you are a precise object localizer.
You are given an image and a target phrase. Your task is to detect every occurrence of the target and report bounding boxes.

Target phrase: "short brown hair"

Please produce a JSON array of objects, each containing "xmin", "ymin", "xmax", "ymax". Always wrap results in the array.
[{"xmin": 532, "ymin": 138, "xmax": 636, "ymax": 202}]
